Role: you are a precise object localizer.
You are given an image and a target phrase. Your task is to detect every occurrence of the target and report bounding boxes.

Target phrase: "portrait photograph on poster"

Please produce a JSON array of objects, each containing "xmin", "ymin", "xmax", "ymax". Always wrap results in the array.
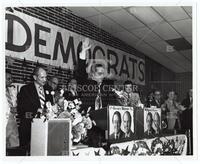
[
  {"xmin": 108, "ymin": 106, "xmax": 134, "ymax": 142},
  {"xmin": 143, "ymin": 108, "xmax": 161, "ymax": 138}
]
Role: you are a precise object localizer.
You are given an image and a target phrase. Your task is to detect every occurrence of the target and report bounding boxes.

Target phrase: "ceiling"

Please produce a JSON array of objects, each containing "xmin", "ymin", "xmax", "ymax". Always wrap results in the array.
[{"xmin": 67, "ymin": 6, "xmax": 192, "ymax": 73}]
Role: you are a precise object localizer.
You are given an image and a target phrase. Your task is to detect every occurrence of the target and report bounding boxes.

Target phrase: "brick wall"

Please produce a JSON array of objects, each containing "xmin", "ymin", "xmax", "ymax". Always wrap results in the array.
[
  {"xmin": 6, "ymin": 56, "xmax": 73, "ymax": 86},
  {"xmin": 5, "ymin": 7, "xmax": 177, "ymax": 94}
]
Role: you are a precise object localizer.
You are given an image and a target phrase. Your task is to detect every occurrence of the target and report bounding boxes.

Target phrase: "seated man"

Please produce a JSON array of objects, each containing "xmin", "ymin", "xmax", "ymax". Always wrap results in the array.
[
  {"xmin": 63, "ymin": 78, "xmax": 80, "ymax": 101},
  {"xmin": 116, "ymin": 80, "xmax": 141, "ymax": 107},
  {"xmin": 110, "ymin": 111, "xmax": 124, "ymax": 140},
  {"xmin": 44, "ymin": 76, "xmax": 59, "ymax": 104},
  {"xmin": 150, "ymin": 90, "xmax": 163, "ymax": 108}
]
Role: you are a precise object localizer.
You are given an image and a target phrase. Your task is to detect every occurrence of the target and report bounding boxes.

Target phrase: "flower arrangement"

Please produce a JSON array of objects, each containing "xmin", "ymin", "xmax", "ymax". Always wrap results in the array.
[{"xmin": 38, "ymin": 89, "xmax": 93, "ymax": 143}]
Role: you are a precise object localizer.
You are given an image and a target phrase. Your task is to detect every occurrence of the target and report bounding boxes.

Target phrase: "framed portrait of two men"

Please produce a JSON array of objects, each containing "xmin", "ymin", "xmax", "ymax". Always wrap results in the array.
[{"xmin": 108, "ymin": 106, "xmax": 134, "ymax": 143}]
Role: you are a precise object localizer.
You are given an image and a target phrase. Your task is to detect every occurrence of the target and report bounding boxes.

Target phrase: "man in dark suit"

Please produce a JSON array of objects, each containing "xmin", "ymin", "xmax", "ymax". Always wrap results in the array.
[
  {"xmin": 150, "ymin": 90, "xmax": 163, "ymax": 108},
  {"xmin": 181, "ymin": 89, "xmax": 192, "ymax": 132},
  {"xmin": 17, "ymin": 66, "xmax": 49, "ymax": 155},
  {"xmin": 122, "ymin": 111, "xmax": 134, "ymax": 139},
  {"xmin": 144, "ymin": 112, "xmax": 155, "ymax": 138},
  {"xmin": 181, "ymin": 89, "xmax": 193, "ymax": 154},
  {"xmin": 110, "ymin": 111, "xmax": 124, "ymax": 140}
]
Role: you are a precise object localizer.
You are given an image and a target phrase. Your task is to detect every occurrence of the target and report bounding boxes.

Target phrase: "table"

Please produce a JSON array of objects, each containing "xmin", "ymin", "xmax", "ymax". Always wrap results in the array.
[{"xmin": 71, "ymin": 134, "xmax": 187, "ymax": 156}]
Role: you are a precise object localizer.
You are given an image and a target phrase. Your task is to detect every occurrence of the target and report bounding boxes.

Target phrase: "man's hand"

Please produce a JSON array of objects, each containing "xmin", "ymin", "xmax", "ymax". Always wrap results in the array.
[{"xmin": 80, "ymin": 38, "xmax": 91, "ymax": 60}]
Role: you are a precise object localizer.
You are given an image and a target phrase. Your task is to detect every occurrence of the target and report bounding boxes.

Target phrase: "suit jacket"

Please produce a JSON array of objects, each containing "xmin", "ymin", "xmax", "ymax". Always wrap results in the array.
[
  {"xmin": 75, "ymin": 58, "xmax": 116, "ymax": 112},
  {"xmin": 17, "ymin": 82, "xmax": 50, "ymax": 147},
  {"xmin": 110, "ymin": 129, "xmax": 125, "ymax": 140},
  {"xmin": 122, "ymin": 130, "xmax": 134, "ymax": 139},
  {"xmin": 181, "ymin": 97, "xmax": 192, "ymax": 130},
  {"xmin": 63, "ymin": 90, "xmax": 80, "ymax": 101},
  {"xmin": 144, "ymin": 127, "xmax": 155, "ymax": 138},
  {"xmin": 150, "ymin": 99, "xmax": 163, "ymax": 108}
]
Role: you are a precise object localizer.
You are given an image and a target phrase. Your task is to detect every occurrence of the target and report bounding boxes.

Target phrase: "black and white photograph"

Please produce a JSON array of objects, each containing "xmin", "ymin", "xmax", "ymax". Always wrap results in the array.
[{"xmin": 1, "ymin": 0, "xmax": 199, "ymax": 159}]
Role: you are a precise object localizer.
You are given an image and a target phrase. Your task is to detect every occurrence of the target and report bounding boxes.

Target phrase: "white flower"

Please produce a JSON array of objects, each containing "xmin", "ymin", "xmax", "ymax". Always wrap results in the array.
[
  {"xmin": 83, "ymin": 117, "xmax": 93, "ymax": 129},
  {"xmin": 68, "ymin": 101, "xmax": 75, "ymax": 109},
  {"xmin": 45, "ymin": 90, "xmax": 49, "ymax": 95},
  {"xmin": 51, "ymin": 91, "xmax": 55, "ymax": 95},
  {"xmin": 74, "ymin": 99, "xmax": 79, "ymax": 105},
  {"xmin": 46, "ymin": 101, "xmax": 52, "ymax": 110},
  {"xmin": 51, "ymin": 104, "xmax": 58, "ymax": 113},
  {"xmin": 41, "ymin": 115, "xmax": 46, "ymax": 120},
  {"xmin": 63, "ymin": 100, "xmax": 68, "ymax": 111},
  {"xmin": 60, "ymin": 89, "xmax": 64, "ymax": 97},
  {"xmin": 72, "ymin": 111, "xmax": 83, "ymax": 126}
]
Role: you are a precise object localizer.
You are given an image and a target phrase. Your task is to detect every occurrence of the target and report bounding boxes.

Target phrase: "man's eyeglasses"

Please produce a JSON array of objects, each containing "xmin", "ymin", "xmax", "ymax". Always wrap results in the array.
[{"xmin": 51, "ymin": 81, "xmax": 58, "ymax": 85}]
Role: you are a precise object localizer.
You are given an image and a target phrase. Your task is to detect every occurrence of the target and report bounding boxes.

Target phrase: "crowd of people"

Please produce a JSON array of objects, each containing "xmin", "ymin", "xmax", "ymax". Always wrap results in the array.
[{"xmin": 5, "ymin": 39, "xmax": 193, "ymax": 155}]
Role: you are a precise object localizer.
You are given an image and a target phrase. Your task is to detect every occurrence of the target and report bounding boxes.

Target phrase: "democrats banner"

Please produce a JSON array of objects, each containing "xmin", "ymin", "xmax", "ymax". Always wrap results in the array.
[{"xmin": 5, "ymin": 10, "xmax": 145, "ymax": 85}]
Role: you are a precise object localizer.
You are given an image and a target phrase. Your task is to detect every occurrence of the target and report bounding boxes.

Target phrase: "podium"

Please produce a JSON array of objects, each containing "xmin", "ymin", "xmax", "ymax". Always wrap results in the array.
[
  {"xmin": 90, "ymin": 105, "xmax": 135, "ymax": 143},
  {"xmin": 31, "ymin": 119, "xmax": 71, "ymax": 156}
]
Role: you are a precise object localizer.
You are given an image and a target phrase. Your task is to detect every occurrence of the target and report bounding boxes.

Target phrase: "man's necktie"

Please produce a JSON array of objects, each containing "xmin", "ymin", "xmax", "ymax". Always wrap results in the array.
[
  {"xmin": 38, "ymin": 86, "xmax": 45, "ymax": 109},
  {"xmin": 95, "ymin": 83, "xmax": 102, "ymax": 110}
]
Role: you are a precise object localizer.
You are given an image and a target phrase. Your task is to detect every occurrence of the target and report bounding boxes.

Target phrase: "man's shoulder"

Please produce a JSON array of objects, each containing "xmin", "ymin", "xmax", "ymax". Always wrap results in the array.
[{"xmin": 20, "ymin": 83, "xmax": 35, "ymax": 91}]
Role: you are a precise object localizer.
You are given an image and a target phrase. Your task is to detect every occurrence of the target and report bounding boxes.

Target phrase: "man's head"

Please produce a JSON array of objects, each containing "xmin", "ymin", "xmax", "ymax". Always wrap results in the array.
[
  {"xmin": 123, "ymin": 111, "xmax": 132, "ymax": 134},
  {"xmin": 6, "ymin": 69, "xmax": 13, "ymax": 87},
  {"xmin": 93, "ymin": 64, "xmax": 105, "ymax": 83},
  {"xmin": 68, "ymin": 78, "xmax": 77, "ymax": 91},
  {"xmin": 112, "ymin": 111, "xmax": 122, "ymax": 134},
  {"xmin": 124, "ymin": 80, "xmax": 133, "ymax": 94},
  {"xmin": 48, "ymin": 76, "xmax": 59, "ymax": 90},
  {"xmin": 148, "ymin": 91, "xmax": 154, "ymax": 101},
  {"xmin": 146, "ymin": 112, "xmax": 153, "ymax": 130},
  {"xmin": 33, "ymin": 67, "xmax": 47, "ymax": 86},
  {"xmin": 167, "ymin": 90, "xmax": 175, "ymax": 100},
  {"xmin": 153, "ymin": 112, "xmax": 160, "ymax": 130},
  {"xmin": 154, "ymin": 90, "xmax": 161, "ymax": 101}
]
